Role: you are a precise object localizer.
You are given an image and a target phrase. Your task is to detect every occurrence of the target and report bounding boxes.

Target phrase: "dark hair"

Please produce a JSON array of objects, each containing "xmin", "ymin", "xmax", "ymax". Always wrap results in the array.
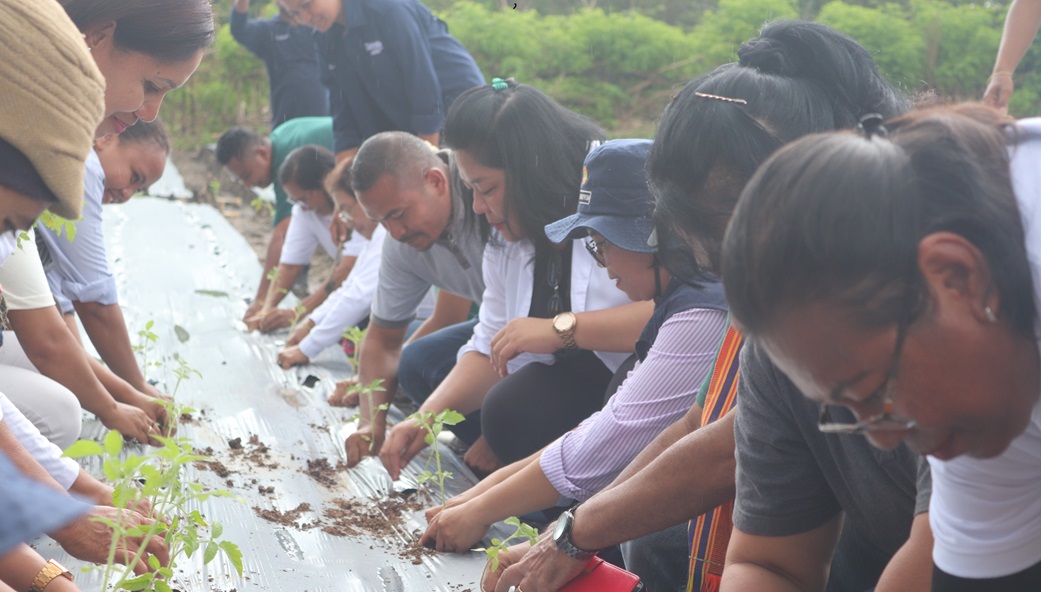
[
  {"xmin": 215, "ymin": 127, "xmax": 262, "ymax": 165},
  {"xmin": 351, "ymin": 131, "xmax": 491, "ymax": 242},
  {"xmin": 443, "ymin": 78, "xmax": 606, "ymax": 253},
  {"xmin": 279, "ymin": 145, "xmax": 336, "ymax": 192},
  {"xmin": 325, "ymin": 157, "xmax": 355, "ymax": 198},
  {"xmin": 118, "ymin": 119, "xmax": 169, "ymax": 155},
  {"xmin": 723, "ymin": 104, "xmax": 1036, "ymax": 338},
  {"xmin": 60, "ymin": 0, "xmax": 214, "ymax": 63},
  {"xmin": 649, "ymin": 20, "xmax": 909, "ymax": 282}
]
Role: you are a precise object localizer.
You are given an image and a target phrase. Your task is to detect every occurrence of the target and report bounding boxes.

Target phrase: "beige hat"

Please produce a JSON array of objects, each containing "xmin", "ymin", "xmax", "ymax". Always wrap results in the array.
[{"xmin": 0, "ymin": 0, "xmax": 105, "ymax": 220}]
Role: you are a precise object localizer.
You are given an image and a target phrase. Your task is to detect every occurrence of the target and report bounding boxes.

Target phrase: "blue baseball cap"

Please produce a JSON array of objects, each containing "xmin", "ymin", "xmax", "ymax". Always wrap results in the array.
[{"xmin": 544, "ymin": 139, "xmax": 655, "ymax": 253}]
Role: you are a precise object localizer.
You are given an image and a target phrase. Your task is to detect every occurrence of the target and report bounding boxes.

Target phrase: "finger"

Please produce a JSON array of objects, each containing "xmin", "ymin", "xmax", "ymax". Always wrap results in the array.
[
  {"xmin": 400, "ymin": 435, "xmax": 428, "ymax": 469},
  {"xmin": 345, "ymin": 435, "xmax": 363, "ymax": 467},
  {"xmin": 419, "ymin": 522, "xmax": 437, "ymax": 548}
]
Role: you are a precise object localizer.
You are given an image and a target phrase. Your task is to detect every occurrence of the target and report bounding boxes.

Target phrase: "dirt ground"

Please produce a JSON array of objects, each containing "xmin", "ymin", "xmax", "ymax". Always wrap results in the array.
[{"xmin": 171, "ymin": 146, "xmax": 334, "ymax": 297}]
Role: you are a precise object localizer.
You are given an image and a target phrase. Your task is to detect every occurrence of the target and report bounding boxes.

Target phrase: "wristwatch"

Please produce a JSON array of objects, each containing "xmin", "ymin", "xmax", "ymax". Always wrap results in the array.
[
  {"xmin": 553, "ymin": 508, "xmax": 598, "ymax": 561},
  {"xmin": 29, "ymin": 559, "xmax": 73, "ymax": 592},
  {"xmin": 552, "ymin": 311, "xmax": 578, "ymax": 350}
]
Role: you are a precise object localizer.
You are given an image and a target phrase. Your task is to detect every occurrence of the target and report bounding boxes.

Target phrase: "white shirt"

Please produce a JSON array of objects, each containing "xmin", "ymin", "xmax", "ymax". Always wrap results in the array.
[
  {"xmin": 928, "ymin": 117, "xmax": 1041, "ymax": 578},
  {"xmin": 458, "ymin": 235, "xmax": 632, "ymax": 375},
  {"xmin": 279, "ymin": 203, "xmax": 366, "ymax": 266},
  {"xmin": 299, "ymin": 225, "xmax": 384, "ymax": 359},
  {"xmin": 0, "ymin": 229, "xmax": 56, "ymax": 311},
  {"xmin": 0, "ymin": 392, "xmax": 79, "ymax": 490}
]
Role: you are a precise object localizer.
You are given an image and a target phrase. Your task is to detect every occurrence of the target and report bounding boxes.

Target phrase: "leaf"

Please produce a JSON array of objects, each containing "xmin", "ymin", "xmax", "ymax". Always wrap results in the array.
[
  {"xmin": 119, "ymin": 573, "xmax": 153, "ymax": 591},
  {"xmin": 148, "ymin": 554, "xmax": 161, "ymax": 571},
  {"xmin": 62, "ymin": 440, "xmax": 104, "ymax": 458},
  {"xmin": 504, "ymin": 517, "xmax": 521, "ymax": 528},
  {"xmin": 439, "ymin": 410, "xmax": 466, "ymax": 426},
  {"xmin": 102, "ymin": 457, "xmax": 122, "ymax": 482},
  {"xmin": 204, "ymin": 541, "xmax": 219, "ymax": 564},
  {"xmin": 211, "ymin": 521, "xmax": 223, "ymax": 539},
  {"xmin": 104, "ymin": 430, "xmax": 124, "ymax": 456},
  {"xmin": 220, "ymin": 541, "xmax": 244, "ymax": 575},
  {"xmin": 154, "ymin": 579, "xmax": 173, "ymax": 592}
]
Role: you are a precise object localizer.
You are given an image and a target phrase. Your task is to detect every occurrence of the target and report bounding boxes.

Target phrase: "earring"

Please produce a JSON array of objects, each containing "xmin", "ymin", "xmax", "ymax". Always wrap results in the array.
[{"xmin": 984, "ymin": 306, "xmax": 998, "ymax": 323}]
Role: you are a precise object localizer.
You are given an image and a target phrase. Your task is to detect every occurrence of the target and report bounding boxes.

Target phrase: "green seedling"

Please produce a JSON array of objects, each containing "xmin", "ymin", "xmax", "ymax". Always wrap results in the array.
[
  {"xmin": 250, "ymin": 196, "xmax": 274, "ymax": 217},
  {"xmin": 15, "ymin": 231, "xmax": 31, "ymax": 251},
  {"xmin": 171, "ymin": 356, "xmax": 202, "ymax": 398},
  {"xmin": 133, "ymin": 320, "xmax": 161, "ymax": 381},
  {"xmin": 408, "ymin": 409, "xmax": 465, "ymax": 508},
  {"xmin": 349, "ymin": 379, "xmax": 388, "ymax": 452},
  {"xmin": 341, "ymin": 326, "xmax": 366, "ymax": 372},
  {"xmin": 64, "ymin": 397, "xmax": 244, "ymax": 591},
  {"xmin": 289, "ymin": 302, "xmax": 308, "ymax": 333},
  {"xmin": 208, "ymin": 179, "xmax": 221, "ymax": 197},
  {"xmin": 476, "ymin": 516, "xmax": 540, "ymax": 573}
]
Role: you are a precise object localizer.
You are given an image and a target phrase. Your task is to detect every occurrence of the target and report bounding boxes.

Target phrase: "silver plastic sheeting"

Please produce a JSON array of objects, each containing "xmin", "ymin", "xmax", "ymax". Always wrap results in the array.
[
  {"xmin": 148, "ymin": 157, "xmax": 194, "ymax": 200},
  {"xmin": 38, "ymin": 197, "xmax": 503, "ymax": 591}
]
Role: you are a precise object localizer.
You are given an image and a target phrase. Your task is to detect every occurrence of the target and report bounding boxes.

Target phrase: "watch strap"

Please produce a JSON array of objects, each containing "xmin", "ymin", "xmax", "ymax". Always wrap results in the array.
[
  {"xmin": 554, "ymin": 312, "xmax": 579, "ymax": 350},
  {"xmin": 29, "ymin": 560, "xmax": 73, "ymax": 592},
  {"xmin": 554, "ymin": 509, "xmax": 598, "ymax": 561}
]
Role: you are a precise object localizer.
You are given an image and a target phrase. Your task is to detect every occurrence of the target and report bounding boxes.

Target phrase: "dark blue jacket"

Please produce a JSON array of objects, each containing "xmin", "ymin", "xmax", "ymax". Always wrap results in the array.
[
  {"xmin": 635, "ymin": 277, "xmax": 728, "ymax": 362},
  {"xmin": 229, "ymin": 8, "xmax": 330, "ymax": 130},
  {"xmin": 316, "ymin": 0, "xmax": 484, "ymax": 153}
]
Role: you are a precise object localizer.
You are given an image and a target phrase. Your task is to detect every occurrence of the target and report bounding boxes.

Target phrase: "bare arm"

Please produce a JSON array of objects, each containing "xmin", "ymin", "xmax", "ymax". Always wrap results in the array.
[
  {"xmin": 875, "ymin": 512, "xmax": 933, "ymax": 592},
  {"xmin": 336, "ymin": 149, "xmax": 359, "ymax": 163},
  {"xmin": 245, "ymin": 215, "xmax": 291, "ymax": 321},
  {"xmin": 343, "ymin": 322, "xmax": 407, "ymax": 466},
  {"xmin": 406, "ymin": 290, "xmax": 473, "ymax": 345},
  {"xmin": 7, "ymin": 307, "xmax": 157, "ymax": 445},
  {"xmin": 0, "ymin": 545, "xmax": 81, "ymax": 592},
  {"xmin": 70, "ymin": 301, "xmax": 149, "ymax": 394},
  {"xmin": 721, "ymin": 516, "xmax": 842, "ymax": 592},
  {"xmin": 984, "ymin": 0, "xmax": 1041, "ymax": 110},
  {"xmin": 489, "ymin": 301, "xmax": 653, "ymax": 375},
  {"xmin": 379, "ymin": 351, "xmax": 501, "ymax": 480}
]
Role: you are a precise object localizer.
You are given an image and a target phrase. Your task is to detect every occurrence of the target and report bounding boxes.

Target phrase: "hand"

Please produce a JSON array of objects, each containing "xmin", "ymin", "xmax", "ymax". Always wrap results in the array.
[
  {"xmin": 133, "ymin": 387, "xmax": 175, "ymax": 438},
  {"xmin": 424, "ymin": 491, "xmax": 467, "ymax": 523},
  {"xmin": 344, "ymin": 423, "xmax": 385, "ymax": 467},
  {"xmin": 420, "ymin": 502, "xmax": 491, "ymax": 552},
  {"xmin": 330, "ymin": 210, "xmax": 351, "ymax": 245},
  {"xmin": 277, "ymin": 346, "xmax": 311, "ymax": 369},
  {"xmin": 258, "ymin": 308, "xmax": 296, "ymax": 333},
  {"xmin": 489, "ymin": 532, "xmax": 586, "ymax": 592},
  {"xmin": 98, "ymin": 403, "xmax": 161, "ymax": 447},
  {"xmin": 983, "ymin": 71, "xmax": 1014, "ymax": 113},
  {"xmin": 463, "ymin": 435, "xmax": 502, "ymax": 478},
  {"xmin": 81, "ymin": 479, "xmax": 152, "ymax": 518},
  {"xmin": 489, "ymin": 318, "xmax": 558, "ymax": 376},
  {"xmin": 52, "ymin": 507, "xmax": 170, "ymax": 575},
  {"xmin": 286, "ymin": 319, "xmax": 315, "ymax": 347},
  {"xmin": 242, "ymin": 300, "xmax": 263, "ymax": 329},
  {"xmin": 328, "ymin": 377, "xmax": 360, "ymax": 407},
  {"xmin": 379, "ymin": 417, "xmax": 429, "ymax": 480}
]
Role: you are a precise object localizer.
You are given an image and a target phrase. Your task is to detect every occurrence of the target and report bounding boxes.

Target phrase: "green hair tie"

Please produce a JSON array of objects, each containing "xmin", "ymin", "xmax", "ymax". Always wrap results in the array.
[{"xmin": 491, "ymin": 77, "xmax": 509, "ymax": 91}]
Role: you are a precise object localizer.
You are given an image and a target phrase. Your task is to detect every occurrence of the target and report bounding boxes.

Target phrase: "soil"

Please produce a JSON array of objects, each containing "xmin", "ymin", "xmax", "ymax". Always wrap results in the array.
[
  {"xmin": 303, "ymin": 457, "xmax": 347, "ymax": 488},
  {"xmin": 253, "ymin": 502, "xmax": 320, "ymax": 530}
]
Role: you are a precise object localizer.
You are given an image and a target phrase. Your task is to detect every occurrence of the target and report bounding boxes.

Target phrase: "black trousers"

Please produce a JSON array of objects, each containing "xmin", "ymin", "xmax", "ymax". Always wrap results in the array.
[
  {"xmin": 932, "ymin": 558, "xmax": 1041, "ymax": 591},
  {"xmin": 481, "ymin": 349, "xmax": 613, "ymax": 464}
]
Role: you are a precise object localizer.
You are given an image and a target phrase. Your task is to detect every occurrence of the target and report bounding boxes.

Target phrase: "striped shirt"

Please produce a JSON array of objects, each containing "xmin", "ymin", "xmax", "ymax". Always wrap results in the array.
[{"xmin": 540, "ymin": 308, "xmax": 728, "ymax": 501}]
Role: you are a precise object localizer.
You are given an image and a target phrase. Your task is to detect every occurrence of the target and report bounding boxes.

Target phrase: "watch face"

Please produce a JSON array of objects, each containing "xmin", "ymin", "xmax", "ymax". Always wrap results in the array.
[{"xmin": 553, "ymin": 512, "xmax": 569, "ymax": 540}]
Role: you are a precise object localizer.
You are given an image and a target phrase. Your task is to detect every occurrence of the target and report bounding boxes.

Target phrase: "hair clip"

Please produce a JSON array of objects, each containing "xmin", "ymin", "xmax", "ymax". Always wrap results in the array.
[
  {"xmin": 693, "ymin": 91, "xmax": 747, "ymax": 105},
  {"xmin": 491, "ymin": 77, "xmax": 509, "ymax": 91},
  {"xmin": 857, "ymin": 113, "xmax": 888, "ymax": 138}
]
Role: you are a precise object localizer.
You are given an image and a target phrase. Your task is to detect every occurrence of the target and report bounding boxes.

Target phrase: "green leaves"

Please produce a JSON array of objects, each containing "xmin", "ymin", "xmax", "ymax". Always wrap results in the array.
[
  {"xmin": 481, "ymin": 517, "xmax": 540, "ymax": 573},
  {"xmin": 63, "ymin": 440, "xmax": 104, "ymax": 458}
]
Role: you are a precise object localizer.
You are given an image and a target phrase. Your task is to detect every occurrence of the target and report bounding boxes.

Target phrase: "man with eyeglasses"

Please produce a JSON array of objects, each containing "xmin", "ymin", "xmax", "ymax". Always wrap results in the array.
[{"xmin": 214, "ymin": 116, "xmax": 333, "ymax": 325}]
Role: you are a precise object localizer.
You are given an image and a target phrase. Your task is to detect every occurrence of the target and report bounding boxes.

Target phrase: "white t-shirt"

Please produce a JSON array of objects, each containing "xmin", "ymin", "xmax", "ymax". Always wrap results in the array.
[
  {"xmin": 279, "ymin": 203, "xmax": 366, "ymax": 266},
  {"xmin": 458, "ymin": 235, "xmax": 632, "ymax": 375},
  {"xmin": 0, "ymin": 392, "xmax": 79, "ymax": 490},
  {"xmin": 928, "ymin": 117, "xmax": 1041, "ymax": 578},
  {"xmin": 0, "ymin": 229, "xmax": 56, "ymax": 311}
]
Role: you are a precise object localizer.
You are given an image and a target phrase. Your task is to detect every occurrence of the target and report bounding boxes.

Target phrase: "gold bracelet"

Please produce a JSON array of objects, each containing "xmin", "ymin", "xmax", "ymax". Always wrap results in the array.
[{"xmin": 28, "ymin": 559, "xmax": 73, "ymax": 592}]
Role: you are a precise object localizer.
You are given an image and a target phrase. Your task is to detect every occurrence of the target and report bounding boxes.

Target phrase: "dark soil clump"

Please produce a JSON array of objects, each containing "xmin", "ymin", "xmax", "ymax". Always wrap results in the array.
[
  {"xmin": 303, "ymin": 457, "xmax": 346, "ymax": 488},
  {"xmin": 253, "ymin": 502, "xmax": 318, "ymax": 529}
]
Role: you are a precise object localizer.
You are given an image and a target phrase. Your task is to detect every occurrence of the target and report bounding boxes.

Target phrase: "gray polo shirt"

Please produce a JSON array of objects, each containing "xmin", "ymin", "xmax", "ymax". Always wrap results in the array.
[{"xmin": 370, "ymin": 151, "xmax": 486, "ymax": 328}]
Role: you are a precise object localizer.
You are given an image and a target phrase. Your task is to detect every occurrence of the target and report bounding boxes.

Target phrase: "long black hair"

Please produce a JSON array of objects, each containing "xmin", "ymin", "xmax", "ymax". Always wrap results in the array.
[
  {"xmin": 724, "ymin": 104, "xmax": 1037, "ymax": 338},
  {"xmin": 443, "ymin": 78, "xmax": 606, "ymax": 254},
  {"xmin": 648, "ymin": 20, "xmax": 909, "ymax": 282}
]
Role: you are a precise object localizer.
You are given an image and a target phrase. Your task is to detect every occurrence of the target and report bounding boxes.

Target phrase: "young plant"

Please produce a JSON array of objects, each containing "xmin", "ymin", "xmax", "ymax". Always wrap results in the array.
[
  {"xmin": 341, "ymin": 326, "xmax": 366, "ymax": 372},
  {"xmin": 349, "ymin": 379, "xmax": 388, "ymax": 452},
  {"xmin": 476, "ymin": 516, "xmax": 540, "ymax": 572},
  {"xmin": 38, "ymin": 210, "xmax": 78, "ymax": 242},
  {"xmin": 133, "ymin": 320, "xmax": 161, "ymax": 381},
  {"xmin": 289, "ymin": 302, "xmax": 307, "ymax": 333},
  {"xmin": 408, "ymin": 409, "xmax": 464, "ymax": 507},
  {"xmin": 250, "ymin": 196, "xmax": 275, "ymax": 217},
  {"xmin": 15, "ymin": 230, "xmax": 31, "ymax": 251},
  {"xmin": 63, "ymin": 398, "xmax": 244, "ymax": 591}
]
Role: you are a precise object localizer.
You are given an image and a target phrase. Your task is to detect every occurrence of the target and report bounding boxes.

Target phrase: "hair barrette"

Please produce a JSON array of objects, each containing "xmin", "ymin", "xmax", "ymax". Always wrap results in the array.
[
  {"xmin": 694, "ymin": 91, "xmax": 747, "ymax": 105},
  {"xmin": 857, "ymin": 113, "xmax": 888, "ymax": 138},
  {"xmin": 491, "ymin": 77, "xmax": 509, "ymax": 91}
]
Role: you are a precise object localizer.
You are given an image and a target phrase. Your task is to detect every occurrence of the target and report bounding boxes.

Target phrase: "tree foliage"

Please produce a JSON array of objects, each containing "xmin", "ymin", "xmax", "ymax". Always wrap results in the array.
[{"xmin": 162, "ymin": 0, "xmax": 1030, "ymax": 147}]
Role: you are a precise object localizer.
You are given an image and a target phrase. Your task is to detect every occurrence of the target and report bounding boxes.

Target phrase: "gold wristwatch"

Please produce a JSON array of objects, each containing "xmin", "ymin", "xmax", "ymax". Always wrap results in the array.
[
  {"xmin": 29, "ymin": 560, "xmax": 73, "ymax": 592},
  {"xmin": 552, "ymin": 311, "xmax": 578, "ymax": 350}
]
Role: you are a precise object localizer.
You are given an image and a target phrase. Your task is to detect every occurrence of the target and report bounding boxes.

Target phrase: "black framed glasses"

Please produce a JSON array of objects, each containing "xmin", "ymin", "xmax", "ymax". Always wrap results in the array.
[
  {"xmin": 584, "ymin": 238, "xmax": 606, "ymax": 268},
  {"xmin": 818, "ymin": 321, "xmax": 917, "ymax": 435},
  {"xmin": 546, "ymin": 252, "xmax": 564, "ymax": 316}
]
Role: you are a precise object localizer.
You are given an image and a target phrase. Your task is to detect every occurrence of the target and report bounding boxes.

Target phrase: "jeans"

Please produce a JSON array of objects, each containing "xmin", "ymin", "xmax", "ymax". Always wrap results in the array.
[{"xmin": 397, "ymin": 318, "xmax": 481, "ymax": 444}]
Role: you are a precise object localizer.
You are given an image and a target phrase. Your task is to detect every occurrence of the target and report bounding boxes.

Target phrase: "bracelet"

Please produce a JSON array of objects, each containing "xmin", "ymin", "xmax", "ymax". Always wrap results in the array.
[
  {"xmin": 28, "ymin": 559, "xmax": 73, "ymax": 592},
  {"xmin": 990, "ymin": 70, "xmax": 1014, "ymax": 80}
]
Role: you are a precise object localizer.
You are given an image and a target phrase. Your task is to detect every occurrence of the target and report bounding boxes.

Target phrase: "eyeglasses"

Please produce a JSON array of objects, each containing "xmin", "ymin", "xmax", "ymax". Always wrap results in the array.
[
  {"xmin": 584, "ymin": 238, "xmax": 606, "ymax": 268},
  {"xmin": 546, "ymin": 251, "xmax": 563, "ymax": 316},
  {"xmin": 817, "ymin": 322, "xmax": 917, "ymax": 435}
]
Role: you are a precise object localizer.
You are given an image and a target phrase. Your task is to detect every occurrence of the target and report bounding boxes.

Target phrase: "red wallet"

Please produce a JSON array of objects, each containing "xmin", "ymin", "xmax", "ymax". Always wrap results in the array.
[{"xmin": 560, "ymin": 557, "xmax": 644, "ymax": 592}]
